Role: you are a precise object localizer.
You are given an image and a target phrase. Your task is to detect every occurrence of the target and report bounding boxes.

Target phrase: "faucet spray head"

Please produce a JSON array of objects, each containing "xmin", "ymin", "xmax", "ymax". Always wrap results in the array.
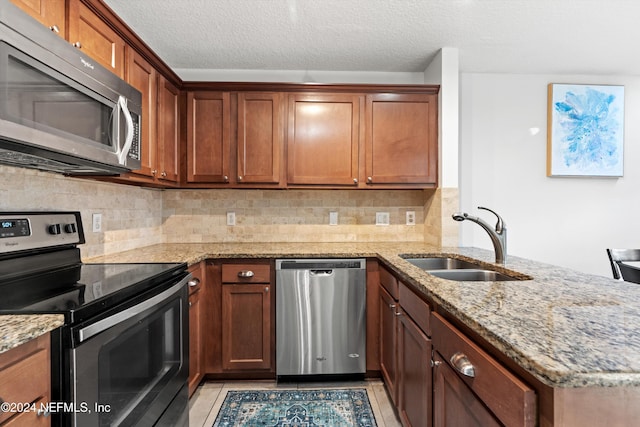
[{"xmin": 452, "ymin": 212, "xmax": 467, "ymax": 222}]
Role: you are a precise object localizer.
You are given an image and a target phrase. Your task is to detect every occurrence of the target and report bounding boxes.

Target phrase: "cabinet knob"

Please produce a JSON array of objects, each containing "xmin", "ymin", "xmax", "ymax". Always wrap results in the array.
[
  {"xmin": 152, "ymin": 169, "xmax": 158, "ymax": 175},
  {"xmin": 49, "ymin": 24, "xmax": 60, "ymax": 33},
  {"xmin": 389, "ymin": 303, "xmax": 396, "ymax": 309},
  {"xmin": 161, "ymin": 171, "xmax": 167, "ymax": 177},
  {"xmin": 431, "ymin": 359, "xmax": 442, "ymax": 368},
  {"xmin": 265, "ymin": 287, "xmax": 269, "ymax": 293},
  {"xmin": 223, "ymin": 175, "xmax": 229, "ymax": 182},
  {"xmin": 238, "ymin": 270, "xmax": 254, "ymax": 278},
  {"xmin": 238, "ymin": 176, "xmax": 243, "ymax": 181},
  {"xmin": 395, "ymin": 311, "xmax": 402, "ymax": 317},
  {"xmin": 72, "ymin": 41, "xmax": 82, "ymax": 49},
  {"xmin": 353, "ymin": 178, "xmax": 358, "ymax": 184},
  {"xmin": 367, "ymin": 176, "xmax": 373, "ymax": 183},
  {"xmin": 450, "ymin": 352, "xmax": 476, "ymax": 378},
  {"xmin": 37, "ymin": 408, "xmax": 50, "ymax": 418},
  {"xmin": 188, "ymin": 278, "xmax": 201, "ymax": 287}
]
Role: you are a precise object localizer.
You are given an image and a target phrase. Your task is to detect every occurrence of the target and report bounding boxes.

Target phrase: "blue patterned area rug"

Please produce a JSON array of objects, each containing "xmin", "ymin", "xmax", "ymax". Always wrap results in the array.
[{"xmin": 212, "ymin": 388, "xmax": 377, "ymax": 427}]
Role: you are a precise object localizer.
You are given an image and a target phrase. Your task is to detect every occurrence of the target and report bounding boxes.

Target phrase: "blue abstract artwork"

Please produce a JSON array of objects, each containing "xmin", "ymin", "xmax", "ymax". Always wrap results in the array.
[{"xmin": 547, "ymin": 84, "xmax": 624, "ymax": 177}]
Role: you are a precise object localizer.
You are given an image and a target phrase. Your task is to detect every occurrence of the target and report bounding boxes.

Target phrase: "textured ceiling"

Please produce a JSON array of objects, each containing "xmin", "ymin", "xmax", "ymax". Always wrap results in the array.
[{"xmin": 103, "ymin": 0, "xmax": 640, "ymax": 79}]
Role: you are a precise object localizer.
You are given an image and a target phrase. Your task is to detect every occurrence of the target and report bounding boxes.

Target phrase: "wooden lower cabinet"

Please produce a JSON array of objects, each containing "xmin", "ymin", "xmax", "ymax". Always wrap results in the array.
[
  {"xmin": 397, "ymin": 309, "xmax": 432, "ymax": 427},
  {"xmin": 203, "ymin": 260, "xmax": 275, "ymax": 376},
  {"xmin": 188, "ymin": 262, "xmax": 205, "ymax": 396},
  {"xmin": 379, "ymin": 285, "xmax": 399, "ymax": 405},
  {"xmin": 432, "ymin": 352, "xmax": 501, "ymax": 427},
  {"xmin": 431, "ymin": 312, "xmax": 536, "ymax": 427},
  {"xmin": 0, "ymin": 334, "xmax": 51, "ymax": 426},
  {"xmin": 221, "ymin": 284, "xmax": 271, "ymax": 370}
]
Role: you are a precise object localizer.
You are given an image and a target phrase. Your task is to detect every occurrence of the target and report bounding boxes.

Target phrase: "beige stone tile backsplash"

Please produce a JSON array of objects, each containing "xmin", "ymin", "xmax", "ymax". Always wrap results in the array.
[
  {"xmin": 162, "ymin": 189, "xmax": 432, "ymax": 243},
  {"xmin": 0, "ymin": 166, "xmax": 163, "ymax": 259},
  {"xmin": 1, "ymin": 166, "xmax": 456, "ymax": 257}
]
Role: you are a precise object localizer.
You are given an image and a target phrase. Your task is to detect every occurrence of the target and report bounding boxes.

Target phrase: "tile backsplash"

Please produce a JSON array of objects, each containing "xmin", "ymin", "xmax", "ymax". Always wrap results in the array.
[
  {"xmin": 0, "ymin": 166, "xmax": 163, "ymax": 258},
  {"xmin": 0, "ymin": 166, "xmax": 453, "ymax": 258},
  {"xmin": 162, "ymin": 188, "xmax": 432, "ymax": 243}
]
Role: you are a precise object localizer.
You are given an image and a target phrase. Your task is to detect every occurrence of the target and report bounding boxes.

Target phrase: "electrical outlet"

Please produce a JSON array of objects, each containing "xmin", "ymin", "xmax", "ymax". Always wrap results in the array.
[
  {"xmin": 329, "ymin": 211, "xmax": 338, "ymax": 226},
  {"xmin": 92, "ymin": 213, "xmax": 102, "ymax": 232},
  {"xmin": 375, "ymin": 212, "xmax": 390, "ymax": 226},
  {"xmin": 226, "ymin": 212, "xmax": 236, "ymax": 226},
  {"xmin": 406, "ymin": 211, "xmax": 416, "ymax": 226}
]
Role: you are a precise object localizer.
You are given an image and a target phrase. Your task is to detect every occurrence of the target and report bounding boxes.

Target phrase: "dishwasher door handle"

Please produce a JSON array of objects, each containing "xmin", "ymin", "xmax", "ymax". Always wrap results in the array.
[{"xmin": 310, "ymin": 269, "xmax": 334, "ymax": 276}]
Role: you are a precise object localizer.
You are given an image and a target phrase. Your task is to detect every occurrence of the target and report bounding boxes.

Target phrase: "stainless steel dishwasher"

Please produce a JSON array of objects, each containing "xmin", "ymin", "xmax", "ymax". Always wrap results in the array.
[{"xmin": 276, "ymin": 258, "xmax": 366, "ymax": 377}]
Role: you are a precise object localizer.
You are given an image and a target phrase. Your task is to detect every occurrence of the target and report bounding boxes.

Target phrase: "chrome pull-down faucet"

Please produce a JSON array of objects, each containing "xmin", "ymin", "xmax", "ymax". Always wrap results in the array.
[{"xmin": 452, "ymin": 206, "xmax": 507, "ymax": 264}]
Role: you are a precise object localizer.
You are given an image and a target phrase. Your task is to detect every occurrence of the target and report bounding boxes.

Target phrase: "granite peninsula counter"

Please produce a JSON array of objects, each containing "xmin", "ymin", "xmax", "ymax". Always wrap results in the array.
[{"xmin": 85, "ymin": 242, "xmax": 640, "ymax": 393}]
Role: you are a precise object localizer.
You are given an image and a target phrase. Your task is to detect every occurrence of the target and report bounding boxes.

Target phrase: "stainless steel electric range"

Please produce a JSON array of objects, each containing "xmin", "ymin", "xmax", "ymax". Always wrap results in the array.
[{"xmin": 0, "ymin": 212, "xmax": 191, "ymax": 427}]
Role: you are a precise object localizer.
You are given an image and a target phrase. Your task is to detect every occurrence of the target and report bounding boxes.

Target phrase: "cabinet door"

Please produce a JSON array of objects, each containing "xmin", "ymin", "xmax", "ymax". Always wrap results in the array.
[
  {"xmin": 237, "ymin": 92, "xmax": 283, "ymax": 185},
  {"xmin": 67, "ymin": 1, "xmax": 126, "ymax": 78},
  {"xmin": 221, "ymin": 284, "xmax": 271, "ymax": 370},
  {"xmin": 365, "ymin": 93, "xmax": 438, "ymax": 186},
  {"xmin": 10, "ymin": 0, "xmax": 66, "ymax": 38},
  {"xmin": 433, "ymin": 352, "xmax": 501, "ymax": 427},
  {"xmin": 187, "ymin": 92, "xmax": 231, "ymax": 183},
  {"xmin": 398, "ymin": 310, "xmax": 432, "ymax": 427},
  {"xmin": 126, "ymin": 49, "xmax": 157, "ymax": 178},
  {"xmin": 157, "ymin": 76, "xmax": 180, "ymax": 183},
  {"xmin": 379, "ymin": 285, "xmax": 399, "ymax": 406},
  {"xmin": 188, "ymin": 285, "xmax": 203, "ymax": 396},
  {"xmin": 287, "ymin": 94, "xmax": 360, "ymax": 186}
]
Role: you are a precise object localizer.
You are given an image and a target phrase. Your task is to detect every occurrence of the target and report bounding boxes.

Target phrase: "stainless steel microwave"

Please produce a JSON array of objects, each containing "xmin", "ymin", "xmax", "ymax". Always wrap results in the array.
[{"xmin": 0, "ymin": 0, "xmax": 141, "ymax": 175}]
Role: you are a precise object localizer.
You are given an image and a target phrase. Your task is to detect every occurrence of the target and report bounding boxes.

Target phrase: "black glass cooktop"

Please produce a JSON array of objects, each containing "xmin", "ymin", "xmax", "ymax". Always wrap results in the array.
[{"xmin": 0, "ymin": 261, "xmax": 188, "ymax": 323}]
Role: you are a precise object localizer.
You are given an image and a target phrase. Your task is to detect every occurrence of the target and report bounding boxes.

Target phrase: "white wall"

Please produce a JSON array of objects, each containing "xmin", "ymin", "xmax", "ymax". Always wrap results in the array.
[
  {"xmin": 459, "ymin": 73, "xmax": 640, "ymax": 277},
  {"xmin": 425, "ymin": 47, "xmax": 459, "ymax": 189}
]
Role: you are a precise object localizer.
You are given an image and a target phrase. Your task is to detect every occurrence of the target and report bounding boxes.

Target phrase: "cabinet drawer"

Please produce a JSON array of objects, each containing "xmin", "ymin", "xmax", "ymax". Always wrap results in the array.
[
  {"xmin": 432, "ymin": 312, "xmax": 536, "ymax": 427},
  {"xmin": 379, "ymin": 266, "xmax": 398, "ymax": 299},
  {"xmin": 399, "ymin": 281, "xmax": 430, "ymax": 335},
  {"xmin": 0, "ymin": 336, "xmax": 50, "ymax": 425},
  {"xmin": 222, "ymin": 263, "xmax": 271, "ymax": 283},
  {"xmin": 2, "ymin": 397, "xmax": 49, "ymax": 426}
]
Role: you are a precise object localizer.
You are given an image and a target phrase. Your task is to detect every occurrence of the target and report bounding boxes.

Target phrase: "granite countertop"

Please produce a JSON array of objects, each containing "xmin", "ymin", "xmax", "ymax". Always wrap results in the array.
[
  {"xmin": 86, "ymin": 242, "xmax": 640, "ymax": 389},
  {"xmin": 0, "ymin": 314, "xmax": 65, "ymax": 354}
]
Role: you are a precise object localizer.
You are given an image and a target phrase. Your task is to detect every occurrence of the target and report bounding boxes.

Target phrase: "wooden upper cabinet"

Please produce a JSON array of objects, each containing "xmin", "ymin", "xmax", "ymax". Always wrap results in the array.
[
  {"xmin": 67, "ymin": 1, "xmax": 126, "ymax": 78},
  {"xmin": 125, "ymin": 48, "xmax": 157, "ymax": 179},
  {"xmin": 237, "ymin": 92, "xmax": 283, "ymax": 185},
  {"xmin": 187, "ymin": 91, "xmax": 231, "ymax": 184},
  {"xmin": 365, "ymin": 93, "xmax": 438, "ymax": 186},
  {"xmin": 10, "ymin": 0, "xmax": 66, "ymax": 38},
  {"xmin": 287, "ymin": 94, "xmax": 361, "ymax": 186},
  {"xmin": 157, "ymin": 75, "xmax": 180, "ymax": 183}
]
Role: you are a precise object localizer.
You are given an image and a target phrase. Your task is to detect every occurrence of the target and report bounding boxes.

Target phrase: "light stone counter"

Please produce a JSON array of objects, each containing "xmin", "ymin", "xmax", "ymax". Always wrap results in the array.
[
  {"xmin": 0, "ymin": 314, "xmax": 64, "ymax": 354},
  {"xmin": 85, "ymin": 242, "xmax": 639, "ymax": 389}
]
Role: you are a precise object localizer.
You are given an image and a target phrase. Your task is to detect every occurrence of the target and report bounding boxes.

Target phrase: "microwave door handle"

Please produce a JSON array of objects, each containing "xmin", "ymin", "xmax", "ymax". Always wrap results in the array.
[{"xmin": 116, "ymin": 95, "xmax": 134, "ymax": 164}]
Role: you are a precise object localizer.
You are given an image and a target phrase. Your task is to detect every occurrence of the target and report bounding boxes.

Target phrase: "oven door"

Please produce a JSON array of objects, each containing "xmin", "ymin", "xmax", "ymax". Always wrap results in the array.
[{"xmin": 66, "ymin": 275, "xmax": 189, "ymax": 427}]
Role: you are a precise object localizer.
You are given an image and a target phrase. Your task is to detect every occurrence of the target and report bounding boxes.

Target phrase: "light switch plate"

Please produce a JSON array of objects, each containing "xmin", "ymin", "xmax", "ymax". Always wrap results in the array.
[
  {"xmin": 226, "ymin": 211, "xmax": 236, "ymax": 226},
  {"xmin": 92, "ymin": 213, "xmax": 102, "ymax": 232},
  {"xmin": 376, "ymin": 212, "xmax": 390, "ymax": 226},
  {"xmin": 329, "ymin": 211, "xmax": 338, "ymax": 225}
]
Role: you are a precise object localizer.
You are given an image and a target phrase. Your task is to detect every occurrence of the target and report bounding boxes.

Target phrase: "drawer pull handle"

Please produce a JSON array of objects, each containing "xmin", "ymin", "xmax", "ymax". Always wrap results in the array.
[
  {"xmin": 450, "ymin": 352, "xmax": 476, "ymax": 378},
  {"xmin": 238, "ymin": 270, "xmax": 254, "ymax": 278},
  {"xmin": 389, "ymin": 303, "xmax": 396, "ymax": 309},
  {"xmin": 188, "ymin": 278, "xmax": 201, "ymax": 287}
]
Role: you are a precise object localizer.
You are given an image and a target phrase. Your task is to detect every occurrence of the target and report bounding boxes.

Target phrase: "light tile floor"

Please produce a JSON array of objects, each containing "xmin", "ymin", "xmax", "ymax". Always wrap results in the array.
[{"xmin": 188, "ymin": 379, "xmax": 402, "ymax": 427}]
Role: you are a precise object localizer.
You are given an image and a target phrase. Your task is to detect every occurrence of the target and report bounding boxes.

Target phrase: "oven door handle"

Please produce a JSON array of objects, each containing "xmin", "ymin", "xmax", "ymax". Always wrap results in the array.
[{"xmin": 77, "ymin": 274, "xmax": 191, "ymax": 343}]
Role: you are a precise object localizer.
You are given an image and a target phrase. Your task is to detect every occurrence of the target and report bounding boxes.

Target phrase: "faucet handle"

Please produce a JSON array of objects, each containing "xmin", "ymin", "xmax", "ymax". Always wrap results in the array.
[{"xmin": 477, "ymin": 206, "xmax": 506, "ymax": 233}]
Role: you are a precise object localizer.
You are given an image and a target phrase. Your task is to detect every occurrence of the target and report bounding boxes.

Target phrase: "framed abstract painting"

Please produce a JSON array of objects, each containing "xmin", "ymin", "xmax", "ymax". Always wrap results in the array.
[{"xmin": 547, "ymin": 83, "xmax": 624, "ymax": 177}]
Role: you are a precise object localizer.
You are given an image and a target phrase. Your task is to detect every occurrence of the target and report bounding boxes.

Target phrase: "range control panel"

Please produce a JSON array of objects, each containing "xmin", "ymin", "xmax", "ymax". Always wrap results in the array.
[{"xmin": 0, "ymin": 212, "xmax": 85, "ymax": 254}]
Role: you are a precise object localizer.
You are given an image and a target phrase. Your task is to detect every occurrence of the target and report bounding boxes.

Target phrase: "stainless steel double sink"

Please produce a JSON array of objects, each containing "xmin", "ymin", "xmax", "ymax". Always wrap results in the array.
[{"xmin": 402, "ymin": 256, "xmax": 531, "ymax": 282}]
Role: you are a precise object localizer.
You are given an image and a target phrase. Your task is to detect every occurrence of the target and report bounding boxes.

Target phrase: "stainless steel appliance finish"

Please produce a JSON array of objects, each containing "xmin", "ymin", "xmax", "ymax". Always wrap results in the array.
[
  {"xmin": 0, "ymin": 0, "xmax": 142, "ymax": 175},
  {"xmin": 275, "ymin": 258, "xmax": 366, "ymax": 376},
  {"xmin": 0, "ymin": 212, "xmax": 189, "ymax": 427}
]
